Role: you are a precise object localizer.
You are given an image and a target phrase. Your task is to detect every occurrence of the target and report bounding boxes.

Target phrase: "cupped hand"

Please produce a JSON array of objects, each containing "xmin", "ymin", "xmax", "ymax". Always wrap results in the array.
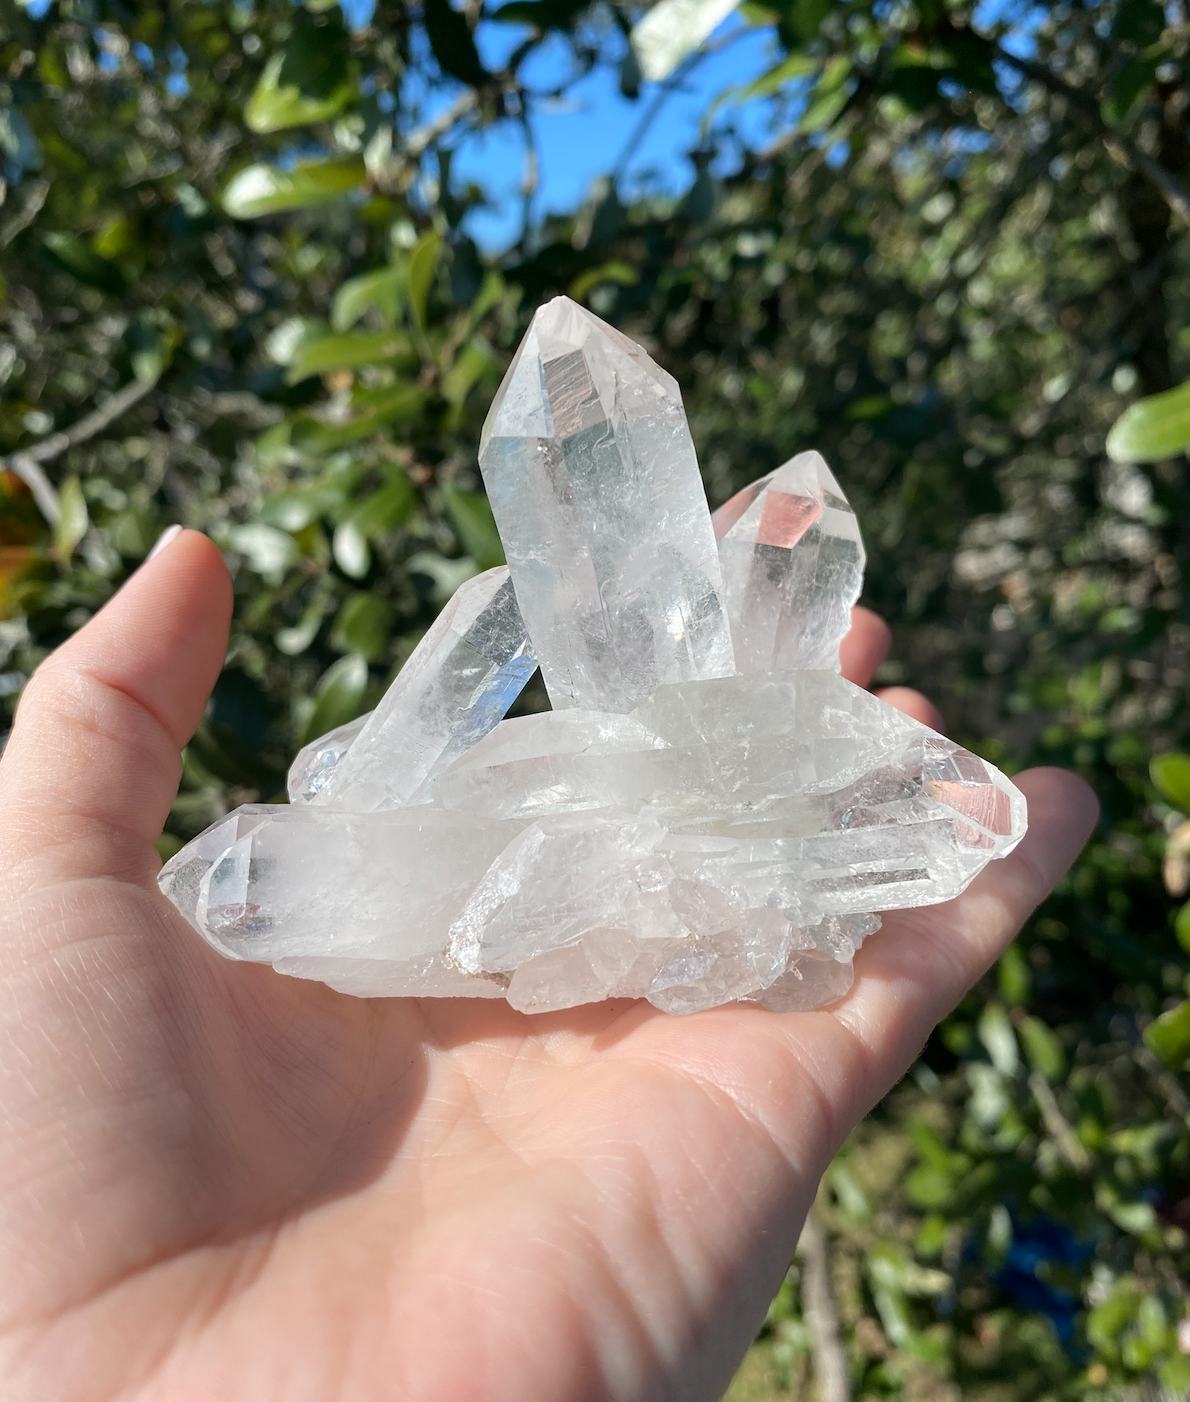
[{"xmin": 0, "ymin": 532, "xmax": 1095, "ymax": 1402}]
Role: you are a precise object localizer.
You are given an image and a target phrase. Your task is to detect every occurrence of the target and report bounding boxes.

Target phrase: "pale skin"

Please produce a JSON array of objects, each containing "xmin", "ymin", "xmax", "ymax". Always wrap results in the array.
[{"xmin": 0, "ymin": 529, "xmax": 1096, "ymax": 1402}]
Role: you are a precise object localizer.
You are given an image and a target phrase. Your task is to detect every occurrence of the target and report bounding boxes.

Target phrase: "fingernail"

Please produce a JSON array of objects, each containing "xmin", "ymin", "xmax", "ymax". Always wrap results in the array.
[{"xmin": 147, "ymin": 524, "xmax": 183, "ymax": 562}]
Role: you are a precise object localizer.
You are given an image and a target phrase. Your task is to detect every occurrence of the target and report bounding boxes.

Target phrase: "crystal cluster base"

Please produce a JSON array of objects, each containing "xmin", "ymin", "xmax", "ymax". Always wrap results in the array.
[{"xmin": 161, "ymin": 297, "xmax": 1026, "ymax": 1015}]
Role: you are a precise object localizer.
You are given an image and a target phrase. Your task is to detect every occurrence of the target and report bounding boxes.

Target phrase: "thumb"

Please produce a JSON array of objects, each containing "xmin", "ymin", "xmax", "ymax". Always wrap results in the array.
[{"xmin": 0, "ymin": 529, "xmax": 233, "ymax": 879}]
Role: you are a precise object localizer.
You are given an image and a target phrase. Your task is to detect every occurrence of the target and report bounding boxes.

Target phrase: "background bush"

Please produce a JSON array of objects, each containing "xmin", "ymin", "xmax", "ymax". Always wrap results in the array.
[{"xmin": 3, "ymin": 0, "xmax": 1190, "ymax": 1395}]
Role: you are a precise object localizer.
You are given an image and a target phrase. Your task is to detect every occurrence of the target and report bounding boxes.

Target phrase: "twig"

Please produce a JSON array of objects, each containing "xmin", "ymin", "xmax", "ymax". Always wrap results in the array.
[
  {"xmin": 798, "ymin": 1207, "xmax": 851, "ymax": 1402},
  {"xmin": 0, "ymin": 178, "xmax": 49, "ymax": 251},
  {"xmin": 992, "ymin": 43, "xmax": 1190, "ymax": 229},
  {"xmin": 404, "ymin": 90, "xmax": 480, "ymax": 161},
  {"xmin": 1133, "ymin": 1045, "xmax": 1190, "ymax": 1132},
  {"xmin": 1029, "ymin": 1073, "xmax": 1094, "ymax": 1174},
  {"xmin": 612, "ymin": 29, "xmax": 747, "ymax": 184},
  {"xmin": 1, "ymin": 375, "xmax": 159, "ymax": 526}
]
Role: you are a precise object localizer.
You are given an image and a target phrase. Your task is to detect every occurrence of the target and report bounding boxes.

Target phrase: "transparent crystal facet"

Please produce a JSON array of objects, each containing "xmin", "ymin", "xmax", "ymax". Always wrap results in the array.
[
  {"xmin": 304, "ymin": 566, "xmax": 537, "ymax": 812},
  {"xmin": 160, "ymin": 298, "xmax": 1028, "ymax": 1016},
  {"xmin": 479, "ymin": 296, "xmax": 735, "ymax": 714},
  {"xmin": 715, "ymin": 451, "xmax": 864, "ymax": 674}
]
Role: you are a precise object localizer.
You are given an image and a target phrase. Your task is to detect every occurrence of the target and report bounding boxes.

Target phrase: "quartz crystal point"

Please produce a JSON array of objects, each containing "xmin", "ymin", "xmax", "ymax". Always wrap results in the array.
[
  {"xmin": 300, "ymin": 566, "xmax": 537, "ymax": 812},
  {"xmin": 714, "ymin": 451, "xmax": 864, "ymax": 673},
  {"xmin": 478, "ymin": 296, "xmax": 735, "ymax": 714},
  {"xmin": 160, "ymin": 299, "xmax": 1029, "ymax": 1016}
]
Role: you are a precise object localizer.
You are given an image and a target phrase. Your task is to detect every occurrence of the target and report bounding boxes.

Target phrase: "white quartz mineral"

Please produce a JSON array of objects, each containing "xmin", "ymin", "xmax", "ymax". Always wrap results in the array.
[{"xmin": 160, "ymin": 296, "xmax": 1027, "ymax": 1015}]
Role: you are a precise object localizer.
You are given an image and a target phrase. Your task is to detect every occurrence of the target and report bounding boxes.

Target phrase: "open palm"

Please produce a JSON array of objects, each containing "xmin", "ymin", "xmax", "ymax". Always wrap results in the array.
[{"xmin": 0, "ymin": 531, "xmax": 1094, "ymax": 1402}]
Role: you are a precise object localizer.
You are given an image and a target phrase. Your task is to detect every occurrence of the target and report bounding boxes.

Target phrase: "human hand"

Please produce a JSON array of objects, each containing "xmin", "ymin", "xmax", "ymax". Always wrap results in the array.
[{"xmin": 0, "ymin": 530, "xmax": 1096, "ymax": 1402}]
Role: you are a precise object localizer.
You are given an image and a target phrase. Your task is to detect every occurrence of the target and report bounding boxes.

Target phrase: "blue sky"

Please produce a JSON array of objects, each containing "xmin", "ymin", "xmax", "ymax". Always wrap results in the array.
[{"xmin": 446, "ymin": 15, "xmax": 781, "ymax": 250}]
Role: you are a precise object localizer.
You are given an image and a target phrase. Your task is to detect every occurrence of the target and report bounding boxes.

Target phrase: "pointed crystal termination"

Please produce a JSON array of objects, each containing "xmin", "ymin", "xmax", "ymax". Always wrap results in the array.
[
  {"xmin": 303, "ymin": 566, "xmax": 538, "ymax": 812},
  {"xmin": 714, "ymin": 452, "xmax": 864, "ymax": 674},
  {"xmin": 288, "ymin": 712, "xmax": 372, "ymax": 803},
  {"xmin": 478, "ymin": 295, "xmax": 735, "ymax": 714}
]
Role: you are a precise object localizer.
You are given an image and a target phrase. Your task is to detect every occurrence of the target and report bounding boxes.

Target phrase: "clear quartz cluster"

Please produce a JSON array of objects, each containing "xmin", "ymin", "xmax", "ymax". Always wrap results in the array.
[{"xmin": 161, "ymin": 297, "xmax": 1026, "ymax": 1016}]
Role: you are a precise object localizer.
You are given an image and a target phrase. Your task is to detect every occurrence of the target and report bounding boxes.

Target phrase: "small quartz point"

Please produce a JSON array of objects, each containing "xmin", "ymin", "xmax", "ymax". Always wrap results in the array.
[
  {"xmin": 714, "ymin": 451, "xmax": 864, "ymax": 673},
  {"xmin": 161, "ymin": 301, "xmax": 1029, "ymax": 1016},
  {"xmin": 479, "ymin": 296, "xmax": 735, "ymax": 713},
  {"xmin": 288, "ymin": 712, "xmax": 372, "ymax": 803},
  {"xmin": 303, "ymin": 566, "xmax": 537, "ymax": 812}
]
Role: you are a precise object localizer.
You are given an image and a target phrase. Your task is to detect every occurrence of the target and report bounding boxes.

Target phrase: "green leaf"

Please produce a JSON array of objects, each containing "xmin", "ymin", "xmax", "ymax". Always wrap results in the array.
[
  {"xmin": 349, "ymin": 474, "xmax": 417, "ymax": 537},
  {"xmin": 441, "ymin": 484, "xmax": 504, "ymax": 569},
  {"xmin": 491, "ymin": 0, "xmax": 591, "ymax": 29},
  {"xmin": 423, "ymin": 0, "xmax": 488, "ymax": 86},
  {"xmin": 1174, "ymin": 901, "xmax": 1190, "ymax": 955},
  {"xmin": 1107, "ymin": 379, "xmax": 1190, "ymax": 463},
  {"xmin": 225, "ymin": 523, "xmax": 301, "ymax": 584},
  {"xmin": 1112, "ymin": 0, "xmax": 1166, "ymax": 45},
  {"xmin": 631, "ymin": 0, "xmax": 745, "ymax": 83},
  {"xmin": 245, "ymin": 54, "xmax": 355, "ymax": 134},
  {"xmin": 442, "ymin": 339, "xmax": 495, "ymax": 407},
  {"xmin": 1151, "ymin": 752, "xmax": 1190, "ymax": 810},
  {"xmin": 799, "ymin": 56, "xmax": 852, "ymax": 132},
  {"xmin": 1145, "ymin": 998, "xmax": 1190, "ymax": 1068},
  {"xmin": 738, "ymin": 52, "xmax": 818, "ymax": 101},
  {"xmin": 407, "ymin": 230, "xmax": 443, "ymax": 336},
  {"xmin": 333, "ymin": 519, "xmax": 371, "ymax": 578},
  {"xmin": 221, "ymin": 156, "xmax": 366, "ymax": 219},
  {"xmin": 332, "ymin": 265, "xmax": 406, "ymax": 331},
  {"xmin": 1018, "ymin": 1015, "xmax": 1066, "ymax": 1080},
  {"xmin": 331, "ymin": 591, "xmax": 393, "ymax": 661},
  {"xmin": 54, "ymin": 476, "xmax": 88, "ymax": 560},
  {"xmin": 286, "ymin": 330, "xmax": 416, "ymax": 384},
  {"xmin": 41, "ymin": 233, "xmax": 125, "ymax": 295},
  {"xmin": 996, "ymin": 943, "xmax": 1031, "ymax": 1006},
  {"xmin": 568, "ymin": 260, "xmax": 640, "ymax": 305},
  {"xmin": 1102, "ymin": 49, "xmax": 1163, "ymax": 126},
  {"xmin": 289, "ymin": 385, "xmax": 425, "ymax": 453},
  {"xmin": 777, "ymin": 0, "xmax": 831, "ymax": 47},
  {"xmin": 978, "ymin": 1002, "xmax": 1019, "ymax": 1077},
  {"xmin": 303, "ymin": 653, "xmax": 368, "ymax": 744}
]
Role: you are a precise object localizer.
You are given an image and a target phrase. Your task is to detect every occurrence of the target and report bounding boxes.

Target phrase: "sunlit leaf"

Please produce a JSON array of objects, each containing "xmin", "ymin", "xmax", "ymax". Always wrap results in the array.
[
  {"xmin": 631, "ymin": 0, "xmax": 740, "ymax": 82},
  {"xmin": 332, "ymin": 265, "xmax": 405, "ymax": 331},
  {"xmin": 1144, "ymin": 998, "xmax": 1190, "ymax": 1068},
  {"xmin": 568, "ymin": 260, "xmax": 639, "ymax": 305},
  {"xmin": 221, "ymin": 156, "xmax": 365, "ymax": 219},
  {"xmin": 407, "ymin": 230, "xmax": 442, "ymax": 336},
  {"xmin": 245, "ymin": 54, "xmax": 355, "ymax": 133},
  {"xmin": 799, "ymin": 56, "xmax": 852, "ymax": 131},
  {"xmin": 737, "ymin": 52, "xmax": 818, "ymax": 101},
  {"xmin": 53, "ymin": 476, "xmax": 88, "ymax": 560},
  {"xmin": 1107, "ymin": 379, "xmax": 1190, "ymax": 463},
  {"xmin": 1151, "ymin": 752, "xmax": 1190, "ymax": 811},
  {"xmin": 286, "ymin": 330, "xmax": 415, "ymax": 383},
  {"xmin": 333, "ymin": 519, "xmax": 371, "ymax": 578}
]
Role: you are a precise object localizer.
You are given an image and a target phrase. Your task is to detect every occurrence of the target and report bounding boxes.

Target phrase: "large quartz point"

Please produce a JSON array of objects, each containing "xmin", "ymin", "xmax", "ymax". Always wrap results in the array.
[
  {"xmin": 715, "ymin": 451, "xmax": 864, "ymax": 673},
  {"xmin": 478, "ymin": 296, "xmax": 735, "ymax": 714},
  {"xmin": 298, "ymin": 566, "xmax": 537, "ymax": 812},
  {"xmin": 161, "ymin": 296, "xmax": 1028, "ymax": 1016}
]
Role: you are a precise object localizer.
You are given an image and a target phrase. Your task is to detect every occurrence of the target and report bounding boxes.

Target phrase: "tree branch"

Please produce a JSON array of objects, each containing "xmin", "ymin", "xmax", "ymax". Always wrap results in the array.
[
  {"xmin": 0, "ymin": 178, "xmax": 50, "ymax": 251},
  {"xmin": 798, "ymin": 1207, "xmax": 851, "ymax": 1402},
  {"xmin": 992, "ymin": 44, "xmax": 1190, "ymax": 229},
  {"xmin": 0, "ymin": 375, "xmax": 159, "ymax": 526}
]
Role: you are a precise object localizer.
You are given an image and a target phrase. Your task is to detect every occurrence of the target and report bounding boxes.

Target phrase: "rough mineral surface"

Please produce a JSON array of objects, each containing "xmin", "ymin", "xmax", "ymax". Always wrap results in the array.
[{"xmin": 161, "ymin": 295, "xmax": 1027, "ymax": 1015}]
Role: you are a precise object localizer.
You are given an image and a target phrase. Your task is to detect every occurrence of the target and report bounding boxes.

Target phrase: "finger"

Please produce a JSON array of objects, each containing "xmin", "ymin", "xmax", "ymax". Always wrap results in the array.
[
  {"xmin": 838, "ymin": 606, "xmax": 891, "ymax": 688},
  {"xmin": 874, "ymin": 685, "xmax": 945, "ymax": 732},
  {"xmin": 823, "ymin": 767, "xmax": 1097, "ymax": 1130},
  {"xmin": 0, "ymin": 530, "xmax": 232, "ymax": 867}
]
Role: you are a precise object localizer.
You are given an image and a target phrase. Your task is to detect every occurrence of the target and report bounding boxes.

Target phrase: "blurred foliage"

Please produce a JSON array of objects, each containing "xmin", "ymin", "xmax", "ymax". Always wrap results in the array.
[{"xmin": 4, "ymin": 0, "xmax": 1190, "ymax": 1394}]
